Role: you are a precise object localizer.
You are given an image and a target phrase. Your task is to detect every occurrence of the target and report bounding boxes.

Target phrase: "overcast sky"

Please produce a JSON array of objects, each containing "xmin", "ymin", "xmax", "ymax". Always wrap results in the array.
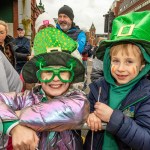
[{"xmin": 36, "ymin": 0, "xmax": 113, "ymax": 34}]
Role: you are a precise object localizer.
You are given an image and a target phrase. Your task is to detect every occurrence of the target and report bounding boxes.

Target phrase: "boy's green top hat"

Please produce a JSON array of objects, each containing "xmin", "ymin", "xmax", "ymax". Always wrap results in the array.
[
  {"xmin": 96, "ymin": 11, "xmax": 150, "ymax": 60},
  {"xmin": 22, "ymin": 27, "xmax": 85, "ymax": 83}
]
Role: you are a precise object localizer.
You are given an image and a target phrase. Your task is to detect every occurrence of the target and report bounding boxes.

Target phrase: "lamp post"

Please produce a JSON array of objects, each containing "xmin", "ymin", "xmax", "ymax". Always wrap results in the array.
[
  {"xmin": 103, "ymin": 10, "xmax": 115, "ymax": 39},
  {"xmin": 108, "ymin": 10, "xmax": 115, "ymax": 33},
  {"xmin": 38, "ymin": 0, "xmax": 45, "ymax": 13}
]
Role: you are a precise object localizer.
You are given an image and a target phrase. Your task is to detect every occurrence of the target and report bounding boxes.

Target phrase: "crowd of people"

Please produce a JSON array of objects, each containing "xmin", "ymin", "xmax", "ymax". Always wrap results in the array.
[{"xmin": 0, "ymin": 4, "xmax": 150, "ymax": 150}]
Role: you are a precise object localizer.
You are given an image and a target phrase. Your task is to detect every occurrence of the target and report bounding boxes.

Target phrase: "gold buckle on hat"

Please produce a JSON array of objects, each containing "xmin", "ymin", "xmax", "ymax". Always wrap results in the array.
[
  {"xmin": 46, "ymin": 47, "xmax": 61, "ymax": 52},
  {"xmin": 117, "ymin": 24, "xmax": 135, "ymax": 36}
]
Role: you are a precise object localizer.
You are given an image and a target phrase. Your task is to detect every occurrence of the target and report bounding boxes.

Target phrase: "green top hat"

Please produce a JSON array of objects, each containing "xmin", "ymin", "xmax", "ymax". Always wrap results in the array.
[
  {"xmin": 33, "ymin": 27, "xmax": 77, "ymax": 55},
  {"xmin": 96, "ymin": 11, "xmax": 150, "ymax": 60},
  {"xmin": 22, "ymin": 27, "xmax": 85, "ymax": 83}
]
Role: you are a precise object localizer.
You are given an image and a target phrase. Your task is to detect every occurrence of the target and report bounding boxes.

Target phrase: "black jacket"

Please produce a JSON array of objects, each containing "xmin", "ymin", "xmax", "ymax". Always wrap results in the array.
[{"xmin": 84, "ymin": 78, "xmax": 150, "ymax": 150}]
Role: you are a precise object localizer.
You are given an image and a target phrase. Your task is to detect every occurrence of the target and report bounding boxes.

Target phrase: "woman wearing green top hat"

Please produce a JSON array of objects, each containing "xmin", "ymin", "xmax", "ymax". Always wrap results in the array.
[{"xmin": 84, "ymin": 11, "xmax": 150, "ymax": 150}]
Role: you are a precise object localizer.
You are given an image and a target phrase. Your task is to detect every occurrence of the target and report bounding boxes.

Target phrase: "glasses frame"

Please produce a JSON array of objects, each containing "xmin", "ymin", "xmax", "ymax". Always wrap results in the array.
[{"xmin": 36, "ymin": 63, "xmax": 74, "ymax": 83}]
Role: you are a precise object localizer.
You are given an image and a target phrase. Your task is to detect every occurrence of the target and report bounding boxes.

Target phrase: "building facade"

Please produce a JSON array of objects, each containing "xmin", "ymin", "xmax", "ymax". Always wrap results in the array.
[
  {"xmin": 0, "ymin": 0, "xmax": 43, "ymax": 39},
  {"xmin": 103, "ymin": 0, "xmax": 150, "ymax": 37},
  {"xmin": 111, "ymin": 0, "xmax": 150, "ymax": 16},
  {"xmin": 88, "ymin": 23, "xmax": 97, "ymax": 46}
]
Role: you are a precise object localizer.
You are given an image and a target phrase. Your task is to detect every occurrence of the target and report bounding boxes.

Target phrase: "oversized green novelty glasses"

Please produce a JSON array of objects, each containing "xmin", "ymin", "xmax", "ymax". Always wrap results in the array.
[{"xmin": 36, "ymin": 63, "xmax": 74, "ymax": 83}]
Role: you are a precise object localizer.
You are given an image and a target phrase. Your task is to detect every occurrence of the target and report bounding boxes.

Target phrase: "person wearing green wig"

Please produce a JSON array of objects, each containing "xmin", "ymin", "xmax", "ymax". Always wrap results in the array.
[{"xmin": 84, "ymin": 11, "xmax": 150, "ymax": 150}]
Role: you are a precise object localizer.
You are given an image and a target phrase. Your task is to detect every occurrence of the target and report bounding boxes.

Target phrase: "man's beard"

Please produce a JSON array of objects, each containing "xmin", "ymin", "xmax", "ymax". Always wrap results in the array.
[
  {"xmin": 18, "ymin": 35, "xmax": 24, "ymax": 37},
  {"xmin": 59, "ymin": 22, "xmax": 71, "ymax": 32}
]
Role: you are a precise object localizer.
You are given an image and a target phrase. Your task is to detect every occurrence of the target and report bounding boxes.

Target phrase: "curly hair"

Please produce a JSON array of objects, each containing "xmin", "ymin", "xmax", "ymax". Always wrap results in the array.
[{"xmin": 0, "ymin": 20, "xmax": 8, "ymax": 33}]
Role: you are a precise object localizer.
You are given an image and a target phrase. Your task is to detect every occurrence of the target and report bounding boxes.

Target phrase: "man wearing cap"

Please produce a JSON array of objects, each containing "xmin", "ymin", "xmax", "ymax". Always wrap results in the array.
[
  {"xmin": 13, "ymin": 27, "xmax": 30, "ymax": 74},
  {"xmin": 57, "ymin": 5, "xmax": 86, "ymax": 54}
]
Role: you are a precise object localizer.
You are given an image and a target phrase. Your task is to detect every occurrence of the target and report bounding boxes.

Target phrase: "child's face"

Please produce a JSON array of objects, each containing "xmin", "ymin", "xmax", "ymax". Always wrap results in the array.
[
  {"xmin": 110, "ymin": 45, "xmax": 145, "ymax": 85},
  {"xmin": 40, "ymin": 66, "xmax": 71, "ymax": 98}
]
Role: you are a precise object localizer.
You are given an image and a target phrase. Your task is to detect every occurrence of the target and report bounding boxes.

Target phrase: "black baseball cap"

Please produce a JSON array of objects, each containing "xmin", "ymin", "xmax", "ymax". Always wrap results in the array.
[{"xmin": 17, "ymin": 27, "xmax": 24, "ymax": 30}]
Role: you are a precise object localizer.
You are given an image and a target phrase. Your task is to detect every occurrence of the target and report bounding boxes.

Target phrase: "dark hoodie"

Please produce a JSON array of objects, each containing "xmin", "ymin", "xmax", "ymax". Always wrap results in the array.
[{"xmin": 0, "ymin": 35, "xmax": 16, "ymax": 68}]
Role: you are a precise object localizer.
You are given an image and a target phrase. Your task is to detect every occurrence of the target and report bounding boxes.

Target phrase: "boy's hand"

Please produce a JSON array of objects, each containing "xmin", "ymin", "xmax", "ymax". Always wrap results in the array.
[
  {"xmin": 94, "ymin": 102, "xmax": 113, "ymax": 123},
  {"xmin": 10, "ymin": 124, "xmax": 39, "ymax": 150},
  {"xmin": 87, "ymin": 113, "xmax": 102, "ymax": 131}
]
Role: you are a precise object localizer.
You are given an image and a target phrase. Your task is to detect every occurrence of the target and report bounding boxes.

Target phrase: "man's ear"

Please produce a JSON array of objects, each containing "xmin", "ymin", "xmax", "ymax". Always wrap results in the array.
[{"xmin": 140, "ymin": 64, "xmax": 145, "ymax": 71}]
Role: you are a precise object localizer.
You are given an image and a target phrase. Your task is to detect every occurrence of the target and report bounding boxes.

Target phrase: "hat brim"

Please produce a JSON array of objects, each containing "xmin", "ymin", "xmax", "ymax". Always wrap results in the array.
[
  {"xmin": 17, "ymin": 28, "xmax": 24, "ymax": 30},
  {"xmin": 96, "ymin": 38, "xmax": 150, "ymax": 60},
  {"xmin": 22, "ymin": 51, "xmax": 85, "ymax": 83}
]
